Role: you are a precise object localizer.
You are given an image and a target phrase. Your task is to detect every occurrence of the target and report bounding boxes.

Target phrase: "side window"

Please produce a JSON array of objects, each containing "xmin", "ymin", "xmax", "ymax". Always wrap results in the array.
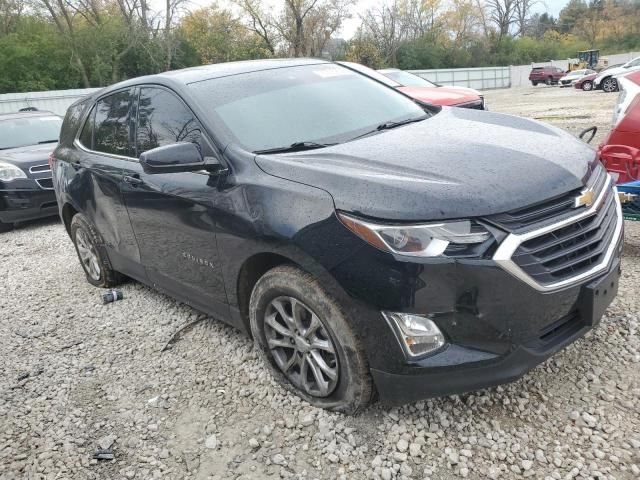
[
  {"xmin": 136, "ymin": 87, "xmax": 202, "ymax": 155},
  {"xmin": 94, "ymin": 90, "xmax": 132, "ymax": 157},
  {"xmin": 78, "ymin": 105, "xmax": 95, "ymax": 149}
]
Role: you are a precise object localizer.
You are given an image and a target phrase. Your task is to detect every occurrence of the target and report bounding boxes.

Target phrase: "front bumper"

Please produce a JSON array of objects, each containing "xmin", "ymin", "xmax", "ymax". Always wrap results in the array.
[
  {"xmin": 0, "ymin": 189, "xmax": 57, "ymax": 223},
  {"xmin": 371, "ymin": 258, "xmax": 621, "ymax": 405}
]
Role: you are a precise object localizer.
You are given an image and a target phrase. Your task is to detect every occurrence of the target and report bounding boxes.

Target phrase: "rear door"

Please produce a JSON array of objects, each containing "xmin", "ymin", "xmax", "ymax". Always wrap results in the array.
[
  {"xmin": 73, "ymin": 89, "xmax": 143, "ymax": 278},
  {"xmin": 120, "ymin": 85, "xmax": 229, "ymax": 317}
]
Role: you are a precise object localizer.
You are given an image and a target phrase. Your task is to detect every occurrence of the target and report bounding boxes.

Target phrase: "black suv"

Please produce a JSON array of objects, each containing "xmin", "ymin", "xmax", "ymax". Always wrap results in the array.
[
  {"xmin": 52, "ymin": 59, "xmax": 623, "ymax": 413},
  {"xmin": 1, "ymin": 111, "xmax": 62, "ymax": 232}
]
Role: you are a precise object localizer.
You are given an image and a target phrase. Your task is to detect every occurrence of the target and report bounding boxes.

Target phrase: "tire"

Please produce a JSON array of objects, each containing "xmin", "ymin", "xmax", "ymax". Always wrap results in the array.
[
  {"xmin": 582, "ymin": 81, "xmax": 593, "ymax": 91},
  {"xmin": 249, "ymin": 265, "xmax": 373, "ymax": 414},
  {"xmin": 545, "ymin": 77, "xmax": 552, "ymax": 85},
  {"xmin": 531, "ymin": 81, "xmax": 538, "ymax": 86},
  {"xmin": 0, "ymin": 220, "xmax": 13, "ymax": 233},
  {"xmin": 70, "ymin": 213, "xmax": 122, "ymax": 287},
  {"xmin": 602, "ymin": 77, "xmax": 618, "ymax": 93}
]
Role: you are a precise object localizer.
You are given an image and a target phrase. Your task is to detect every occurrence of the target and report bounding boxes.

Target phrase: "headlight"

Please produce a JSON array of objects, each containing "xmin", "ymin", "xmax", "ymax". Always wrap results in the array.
[
  {"xmin": 338, "ymin": 212, "xmax": 491, "ymax": 257},
  {"xmin": 0, "ymin": 161, "xmax": 27, "ymax": 181}
]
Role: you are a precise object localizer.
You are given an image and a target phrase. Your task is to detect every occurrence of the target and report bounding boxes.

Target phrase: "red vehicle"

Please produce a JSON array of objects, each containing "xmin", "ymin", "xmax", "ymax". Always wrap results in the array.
[
  {"xmin": 339, "ymin": 62, "xmax": 485, "ymax": 110},
  {"xmin": 599, "ymin": 70, "xmax": 640, "ymax": 184},
  {"xmin": 574, "ymin": 72, "xmax": 598, "ymax": 91},
  {"xmin": 529, "ymin": 66, "xmax": 566, "ymax": 86}
]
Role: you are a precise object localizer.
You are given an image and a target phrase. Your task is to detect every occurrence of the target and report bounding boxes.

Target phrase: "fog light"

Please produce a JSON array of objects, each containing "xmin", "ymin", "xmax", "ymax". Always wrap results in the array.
[{"xmin": 382, "ymin": 312, "xmax": 446, "ymax": 358}]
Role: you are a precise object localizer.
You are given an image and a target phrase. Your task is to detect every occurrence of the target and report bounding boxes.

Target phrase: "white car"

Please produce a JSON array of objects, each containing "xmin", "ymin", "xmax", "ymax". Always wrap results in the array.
[
  {"xmin": 594, "ymin": 56, "xmax": 640, "ymax": 92},
  {"xmin": 558, "ymin": 69, "xmax": 596, "ymax": 87}
]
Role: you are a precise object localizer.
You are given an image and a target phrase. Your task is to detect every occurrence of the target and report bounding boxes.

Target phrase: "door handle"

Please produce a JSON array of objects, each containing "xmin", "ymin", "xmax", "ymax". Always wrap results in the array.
[{"xmin": 123, "ymin": 175, "xmax": 143, "ymax": 187}]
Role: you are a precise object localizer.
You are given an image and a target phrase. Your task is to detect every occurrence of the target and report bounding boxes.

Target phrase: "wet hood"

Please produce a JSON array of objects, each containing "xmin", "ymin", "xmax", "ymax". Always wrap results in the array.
[
  {"xmin": 397, "ymin": 85, "xmax": 480, "ymax": 106},
  {"xmin": 0, "ymin": 144, "xmax": 56, "ymax": 169},
  {"xmin": 255, "ymin": 108, "xmax": 596, "ymax": 221}
]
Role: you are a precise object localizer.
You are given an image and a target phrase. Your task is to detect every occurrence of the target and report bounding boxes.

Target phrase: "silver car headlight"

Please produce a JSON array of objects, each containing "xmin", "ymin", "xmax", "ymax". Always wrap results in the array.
[
  {"xmin": 338, "ymin": 212, "xmax": 492, "ymax": 257},
  {"xmin": 0, "ymin": 161, "xmax": 27, "ymax": 181}
]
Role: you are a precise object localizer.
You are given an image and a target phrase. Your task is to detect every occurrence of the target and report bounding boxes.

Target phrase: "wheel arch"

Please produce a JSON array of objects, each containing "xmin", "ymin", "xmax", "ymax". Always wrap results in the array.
[
  {"xmin": 236, "ymin": 252, "xmax": 303, "ymax": 334},
  {"xmin": 61, "ymin": 202, "xmax": 79, "ymax": 236}
]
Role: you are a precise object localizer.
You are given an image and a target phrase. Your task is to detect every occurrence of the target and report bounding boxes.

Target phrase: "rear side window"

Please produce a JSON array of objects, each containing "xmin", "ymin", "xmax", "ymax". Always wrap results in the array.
[
  {"xmin": 93, "ymin": 90, "xmax": 132, "ymax": 157},
  {"xmin": 136, "ymin": 87, "xmax": 202, "ymax": 155},
  {"xmin": 78, "ymin": 106, "xmax": 95, "ymax": 149}
]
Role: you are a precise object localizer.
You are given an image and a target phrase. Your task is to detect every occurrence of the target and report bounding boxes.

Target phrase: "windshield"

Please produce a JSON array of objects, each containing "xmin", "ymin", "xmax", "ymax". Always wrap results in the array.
[
  {"xmin": 189, "ymin": 63, "xmax": 428, "ymax": 152},
  {"xmin": 382, "ymin": 70, "xmax": 437, "ymax": 88},
  {"xmin": 0, "ymin": 115, "xmax": 62, "ymax": 150}
]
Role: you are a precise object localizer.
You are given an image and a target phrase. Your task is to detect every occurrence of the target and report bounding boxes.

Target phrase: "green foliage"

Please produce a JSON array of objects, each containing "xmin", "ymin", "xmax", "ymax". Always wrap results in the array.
[{"xmin": 0, "ymin": 18, "xmax": 80, "ymax": 92}]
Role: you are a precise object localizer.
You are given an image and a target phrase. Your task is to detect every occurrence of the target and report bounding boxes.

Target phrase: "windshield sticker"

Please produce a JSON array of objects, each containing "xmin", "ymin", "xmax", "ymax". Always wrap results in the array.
[{"xmin": 313, "ymin": 67, "xmax": 352, "ymax": 78}]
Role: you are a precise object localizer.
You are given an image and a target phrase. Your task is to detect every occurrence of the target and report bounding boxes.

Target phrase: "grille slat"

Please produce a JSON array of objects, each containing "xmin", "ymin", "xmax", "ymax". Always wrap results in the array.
[{"xmin": 511, "ymin": 187, "xmax": 618, "ymax": 284}]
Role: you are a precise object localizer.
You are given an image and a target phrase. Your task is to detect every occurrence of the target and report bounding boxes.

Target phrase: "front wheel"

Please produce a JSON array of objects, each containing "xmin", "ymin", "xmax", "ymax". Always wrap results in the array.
[
  {"xmin": 582, "ymin": 81, "xmax": 593, "ymax": 91},
  {"xmin": 249, "ymin": 265, "xmax": 373, "ymax": 414},
  {"xmin": 70, "ymin": 214, "xmax": 122, "ymax": 287},
  {"xmin": 602, "ymin": 77, "xmax": 618, "ymax": 93},
  {"xmin": 545, "ymin": 77, "xmax": 553, "ymax": 85}
]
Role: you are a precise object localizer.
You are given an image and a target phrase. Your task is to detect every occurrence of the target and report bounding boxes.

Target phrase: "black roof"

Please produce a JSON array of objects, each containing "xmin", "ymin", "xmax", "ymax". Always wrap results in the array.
[
  {"xmin": 92, "ymin": 58, "xmax": 331, "ymax": 100},
  {"xmin": 0, "ymin": 110, "xmax": 58, "ymax": 120}
]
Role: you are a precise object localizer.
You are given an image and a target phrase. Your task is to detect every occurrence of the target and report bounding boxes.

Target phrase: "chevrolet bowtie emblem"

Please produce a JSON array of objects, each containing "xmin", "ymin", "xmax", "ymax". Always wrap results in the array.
[{"xmin": 574, "ymin": 187, "xmax": 595, "ymax": 208}]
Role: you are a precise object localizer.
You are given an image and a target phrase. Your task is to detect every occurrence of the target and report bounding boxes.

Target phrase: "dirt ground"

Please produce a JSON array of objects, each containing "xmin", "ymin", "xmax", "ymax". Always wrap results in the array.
[{"xmin": 484, "ymin": 84, "xmax": 619, "ymax": 145}]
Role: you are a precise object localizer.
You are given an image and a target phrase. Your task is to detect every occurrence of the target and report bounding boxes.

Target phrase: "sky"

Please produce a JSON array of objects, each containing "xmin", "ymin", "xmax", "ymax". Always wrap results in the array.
[
  {"xmin": 183, "ymin": 0, "xmax": 571, "ymax": 40},
  {"xmin": 337, "ymin": 0, "xmax": 570, "ymax": 39}
]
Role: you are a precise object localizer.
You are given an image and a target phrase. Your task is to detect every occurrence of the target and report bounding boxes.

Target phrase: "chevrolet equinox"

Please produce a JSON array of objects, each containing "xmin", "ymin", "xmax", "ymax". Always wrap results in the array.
[{"xmin": 52, "ymin": 59, "xmax": 624, "ymax": 413}]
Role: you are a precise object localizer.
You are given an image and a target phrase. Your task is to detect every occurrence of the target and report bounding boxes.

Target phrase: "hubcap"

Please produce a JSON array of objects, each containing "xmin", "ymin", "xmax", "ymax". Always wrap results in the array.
[
  {"xmin": 75, "ymin": 229, "xmax": 101, "ymax": 281},
  {"xmin": 603, "ymin": 79, "xmax": 616, "ymax": 92},
  {"xmin": 263, "ymin": 296, "xmax": 339, "ymax": 397}
]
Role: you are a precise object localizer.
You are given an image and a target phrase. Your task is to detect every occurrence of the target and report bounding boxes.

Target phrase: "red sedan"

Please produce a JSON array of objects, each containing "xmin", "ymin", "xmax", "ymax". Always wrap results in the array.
[
  {"xmin": 339, "ymin": 62, "xmax": 485, "ymax": 110},
  {"xmin": 574, "ymin": 72, "xmax": 598, "ymax": 91}
]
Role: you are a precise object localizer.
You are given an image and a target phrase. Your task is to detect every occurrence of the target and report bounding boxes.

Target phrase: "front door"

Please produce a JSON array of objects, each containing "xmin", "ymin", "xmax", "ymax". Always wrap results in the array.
[{"xmin": 120, "ymin": 86, "xmax": 228, "ymax": 317}]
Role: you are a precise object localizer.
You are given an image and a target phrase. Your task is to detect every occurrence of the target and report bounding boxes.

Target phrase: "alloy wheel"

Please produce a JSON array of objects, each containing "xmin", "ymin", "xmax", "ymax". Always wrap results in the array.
[
  {"xmin": 263, "ymin": 296, "xmax": 339, "ymax": 397},
  {"xmin": 603, "ymin": 78, "xmax": 618, "ymax": 93},
  {"xmin": 75, "ymin": 229, "xmax": 101, "ymax": 281},
  {"xmin": 582, "ymin": 81, "xmax": 593, "ymax": 91}
]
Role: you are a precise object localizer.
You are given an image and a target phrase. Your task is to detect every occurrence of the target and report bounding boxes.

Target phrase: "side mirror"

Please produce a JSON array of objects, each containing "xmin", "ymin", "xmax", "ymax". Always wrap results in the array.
[{"xmin": 140, "ymin": 142, "xmax": 206, "ymax": 174}]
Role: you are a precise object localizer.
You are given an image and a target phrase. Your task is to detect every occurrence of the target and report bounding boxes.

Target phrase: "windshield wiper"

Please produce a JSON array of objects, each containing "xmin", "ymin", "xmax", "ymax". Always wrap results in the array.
[
  {"xmin": 38, "ymin": 140, "xmax": 58, "ymax": 144},
  {"xmin": 254, "ymin": 141, "xmax": 337, "ymax": 155},
  {"xmin": 350, "ymin": 115, "xmax": 428, "ymax": 141}
]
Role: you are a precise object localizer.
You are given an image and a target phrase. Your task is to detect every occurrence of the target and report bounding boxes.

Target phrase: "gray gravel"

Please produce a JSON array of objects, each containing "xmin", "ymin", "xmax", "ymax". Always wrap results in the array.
[{"xmin": 1, "ymin": 86, "xmax": 639, "ymax": 479}]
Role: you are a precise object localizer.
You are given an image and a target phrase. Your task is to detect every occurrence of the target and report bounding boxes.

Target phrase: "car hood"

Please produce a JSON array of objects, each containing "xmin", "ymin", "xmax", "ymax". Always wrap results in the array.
[
  {"xmin": 0, "ymin": 144, "xmax": 56, "ymax": 169},
  {"xmin": 254, "ymin": 108, "xmax": 595, "ymax": 221},
  {"xmin": 397, "ymin": 85, "xmax": 480, "ymax": 106},
  {"xmin": 596, "ymin": 66, "xmax": 628, "ymax": 81}
]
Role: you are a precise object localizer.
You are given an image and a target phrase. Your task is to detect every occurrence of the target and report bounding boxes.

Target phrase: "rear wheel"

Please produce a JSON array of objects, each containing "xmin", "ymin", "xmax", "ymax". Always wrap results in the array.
[
  {"xmin": 0, "ymin": 220, "xmax": 13, "ymax": 233},
  {"xmin": 70, "ymin": 214, "xmax": 122, "ymax": 287},
  {"xmin": 249, "ymin": 265, "xmax": 373, "ymax": 414},
  {"xmin": 531, "ymin": 81, "xmax": 538, "ymax": 86},
  {"xmin": 582, "ymin": 81, "xmax": 593, "ymax": 91},
  {"xmin": 602, "ymin": 77, "xmax": 618, "ymax": 93}
]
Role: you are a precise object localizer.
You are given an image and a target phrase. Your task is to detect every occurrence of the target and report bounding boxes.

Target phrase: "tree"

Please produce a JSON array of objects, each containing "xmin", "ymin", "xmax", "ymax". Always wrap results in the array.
[{"xmin": 486, "ymin": 0, "xmax": 516, "ymax": 41}]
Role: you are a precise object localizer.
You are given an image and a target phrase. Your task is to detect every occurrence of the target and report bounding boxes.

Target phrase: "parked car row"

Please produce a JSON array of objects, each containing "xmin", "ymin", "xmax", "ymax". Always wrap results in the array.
[
  {"xmin": 529, "ymin": 56, "xmax": 640, "ymax": 93},
  {"xmin": 2, "ymin": 59, "xmax": 635, "ymax": 413}
]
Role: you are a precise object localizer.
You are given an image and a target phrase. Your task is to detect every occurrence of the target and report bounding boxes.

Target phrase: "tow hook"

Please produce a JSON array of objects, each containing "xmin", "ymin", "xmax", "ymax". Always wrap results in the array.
[{"xmin": 579, "ymin": 126, "xmax": 598, "ymax": 144}]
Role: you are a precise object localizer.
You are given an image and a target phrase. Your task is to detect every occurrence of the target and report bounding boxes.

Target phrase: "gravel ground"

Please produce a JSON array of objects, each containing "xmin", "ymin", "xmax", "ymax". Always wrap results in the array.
[{"xmin": 1, "ymin": 85, "xmax": 639, "ymax": 480}]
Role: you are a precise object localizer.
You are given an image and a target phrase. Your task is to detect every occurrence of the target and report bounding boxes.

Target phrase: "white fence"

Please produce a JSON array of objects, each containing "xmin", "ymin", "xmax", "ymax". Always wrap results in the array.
[
  {"xmin": 409, "ymin": 66, "xmax": 511, "ymax": 90},
  {"xmin": 0, "ymin": 88, "xmax": 100, "ymax": 116}
]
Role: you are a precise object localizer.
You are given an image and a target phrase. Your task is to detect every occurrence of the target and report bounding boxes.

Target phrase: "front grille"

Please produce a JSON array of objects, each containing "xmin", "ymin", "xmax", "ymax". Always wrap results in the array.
[
  {"xmin": 489, "ymin": 164, "xmax": 607, "ymax": 232},
  {"xmin": 36, "ymin": 178, "xmax": 53, "ymax": 190},
  {"xmin": 511, "ymin": 186, "xmax": 617, "ymax": 284}
]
